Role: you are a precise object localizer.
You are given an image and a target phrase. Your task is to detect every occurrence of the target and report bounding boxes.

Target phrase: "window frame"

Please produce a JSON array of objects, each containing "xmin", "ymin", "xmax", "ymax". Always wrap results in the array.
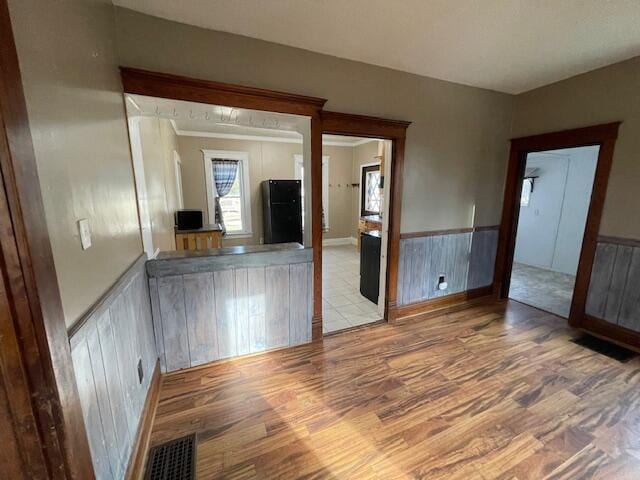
[
  {"xmin": 360, "ymin": 163, "xmax": 382, "ymax": 216},
  {"xmin": 202, "ymin": 149, "xmax": 252, "ymax": 237}
]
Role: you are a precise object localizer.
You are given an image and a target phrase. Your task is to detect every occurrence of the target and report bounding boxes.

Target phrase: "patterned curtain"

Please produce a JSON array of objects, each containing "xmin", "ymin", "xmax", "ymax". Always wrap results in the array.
[{"xmin": 212, "ymin": 159, "xmax": 239, "ymax": 232}]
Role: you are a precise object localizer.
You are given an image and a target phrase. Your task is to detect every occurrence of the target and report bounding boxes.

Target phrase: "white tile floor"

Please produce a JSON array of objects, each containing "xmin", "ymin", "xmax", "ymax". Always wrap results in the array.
[{"xmin": 323, "ymin": 244, "xmax": 382, "ymax": 334}]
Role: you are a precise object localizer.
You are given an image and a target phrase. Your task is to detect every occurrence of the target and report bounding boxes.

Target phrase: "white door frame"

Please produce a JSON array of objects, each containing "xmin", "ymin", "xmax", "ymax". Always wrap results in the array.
[
  {"xmin": 173, "ymin": 150, "xmax": 184, "ymax": 209},
  {"xmin": 377, "ymin": 141, "xmax": 392, "ymax": 317},
  {"xmin": 127, "ymin": 115, "xmax": 156, "ymax": 258}
]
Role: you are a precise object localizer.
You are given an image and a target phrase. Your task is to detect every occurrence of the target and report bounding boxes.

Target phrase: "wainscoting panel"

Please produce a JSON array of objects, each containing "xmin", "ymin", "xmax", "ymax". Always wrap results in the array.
[
  {"xmin": 397, "ymin": 228, "xmax": 498, "ymax": 306},
  {"xmin": 150, "ymin": 261, "xmax": 313, "ymax": 373},
  {"xmin": 587, "ymin": 239, "xmax": 640, "ymax": 331},
  {"xmin": 69, "ymin": 255, "xmax": 158, "ymax": 480},
  {"xmin": 467, "ymin": 229, "xmax": 500, "ymax": 291}
]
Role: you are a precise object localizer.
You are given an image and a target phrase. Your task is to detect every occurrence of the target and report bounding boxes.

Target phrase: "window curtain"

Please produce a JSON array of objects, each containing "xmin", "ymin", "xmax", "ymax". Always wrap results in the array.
[{"xmin": 212, "ymin": 159, "xmax": 239, "ymax": 232}]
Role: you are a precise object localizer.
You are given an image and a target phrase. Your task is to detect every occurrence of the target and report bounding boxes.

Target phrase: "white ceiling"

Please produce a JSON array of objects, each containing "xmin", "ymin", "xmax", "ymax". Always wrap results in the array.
[
  {"xmin": 126, "ymin": 95, "xmax": 373, "ymax": 146},
  {"xmin": 113, "ymin": 0, "xmax": 640, "ymax": 94}
]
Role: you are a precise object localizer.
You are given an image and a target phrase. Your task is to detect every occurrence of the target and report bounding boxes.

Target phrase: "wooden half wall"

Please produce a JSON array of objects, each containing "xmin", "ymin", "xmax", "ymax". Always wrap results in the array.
[
  {"xmin": 586, "ymin": 236, "xmax": 640, "ymax": 334},
  {"xmin": 68, "ymin": 255, "xmax": 158, "ymax": 479},
  {"xmin": 396, "ymin": 227, "xmax": 499, "ymax": 311},
  {"xmin": 147, "ymin": 247, "xmax": 313, "ymax": 373}
]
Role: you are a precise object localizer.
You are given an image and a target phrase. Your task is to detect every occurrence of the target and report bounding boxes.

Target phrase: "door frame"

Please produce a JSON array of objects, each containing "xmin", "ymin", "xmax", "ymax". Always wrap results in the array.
[
  {"xmin": 494, "ymin": 122, "xmax": 621, "ymax": 327},
  {"xmin": 121, "ymin": 67, "xmax": 328, "ymax": 338},
  {"xmin": 0, "ymin": 0, "xmax": 94, "ymax": 476},
  {"xmin": 322, "ymin": 111, "xmax": 410, "ymax": 322},
  {"xmin": 120, "ymin": 69, "xmax": 411, "ymax": 336}
]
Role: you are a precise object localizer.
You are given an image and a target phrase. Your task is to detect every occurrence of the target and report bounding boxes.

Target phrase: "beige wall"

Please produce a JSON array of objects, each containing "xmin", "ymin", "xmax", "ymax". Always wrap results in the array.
[
  {"xmin": 324, "ymin": 145, "xmax": 356, "ymax": 240},
  {"xmin": 177, "ymin": 136, "xmax": 356, "ymax": 245},
  {"xmin": 138, "ymin": 117, "xmax": 180, "ymax": 251},
  {"xmin": 115, "ymin": 8, "xmax": 515, "ymax": 233},
  {"xmin": 512, "ymin": 56, "xmax": 640, "ymax": 240},
  {"xmin": 9, "ymin": 0, "xmax": 142, "ymax": 328}
]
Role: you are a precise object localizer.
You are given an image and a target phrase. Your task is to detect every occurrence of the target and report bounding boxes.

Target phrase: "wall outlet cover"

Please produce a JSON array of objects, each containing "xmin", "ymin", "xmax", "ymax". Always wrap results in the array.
[{"xmin": 78, "ymin": 218, "xmax": 92, "ymax": 250}]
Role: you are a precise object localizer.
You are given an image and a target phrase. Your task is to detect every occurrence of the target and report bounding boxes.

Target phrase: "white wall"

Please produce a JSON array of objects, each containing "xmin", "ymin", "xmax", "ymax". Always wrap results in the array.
[{"xmin": 514, "ymin": 146, "xmax": 599, "ymax": 275}]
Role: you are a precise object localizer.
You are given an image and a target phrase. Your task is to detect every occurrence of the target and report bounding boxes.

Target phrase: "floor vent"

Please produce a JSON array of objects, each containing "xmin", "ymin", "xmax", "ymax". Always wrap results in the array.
[
  {"xmin": 571, "ymin": 335, "xmax": 637, "ymax": 363},
  {"xmin": 145, "ymin": 434, "xmax": 196, "ymax": 480}
]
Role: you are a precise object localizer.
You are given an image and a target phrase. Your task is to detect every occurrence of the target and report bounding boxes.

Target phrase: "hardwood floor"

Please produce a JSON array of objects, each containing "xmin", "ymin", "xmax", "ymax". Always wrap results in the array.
[{"xmin": 149, "ymin": 300, "xmax": 640, "ymax": 479}]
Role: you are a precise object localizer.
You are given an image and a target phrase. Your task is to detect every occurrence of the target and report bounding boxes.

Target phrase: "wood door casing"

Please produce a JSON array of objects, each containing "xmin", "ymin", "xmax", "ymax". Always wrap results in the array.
[{"xmin": 494, "ymin": 122, "xmax": 629, "ymax": 347}]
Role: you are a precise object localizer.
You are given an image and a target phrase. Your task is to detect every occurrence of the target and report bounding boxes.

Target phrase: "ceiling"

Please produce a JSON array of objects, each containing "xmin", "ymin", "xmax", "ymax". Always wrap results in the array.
[
  {"xmin": 113, "ymin": 0, "xmax": 640, "ymax": 94},
  {"xmin": 126, "ymin": 95, "xmax": 373, "ymax": 146}
]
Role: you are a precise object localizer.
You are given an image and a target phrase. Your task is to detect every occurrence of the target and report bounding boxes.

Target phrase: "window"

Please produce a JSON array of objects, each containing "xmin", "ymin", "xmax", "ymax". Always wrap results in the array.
[
  {"xmin": 294, "ymin": 154, "xmax": 329, "ymax": 231},
  {"xmin": 203, "ymin": 150, "xmax": 252, "ymax": 236},
  {"xmin": 361, "ymin": 164, "xmax": 381, "ymax": 216}
]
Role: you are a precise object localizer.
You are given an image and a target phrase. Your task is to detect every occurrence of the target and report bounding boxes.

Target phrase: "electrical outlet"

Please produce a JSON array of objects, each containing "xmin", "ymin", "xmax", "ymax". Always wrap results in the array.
[
  {"xmin": 137, "ymin": 358, "xmax": 144, "ymax": 384},
  {"xmin": 438, "ymin": 275, "xmax": 448, "ymax": 291}
]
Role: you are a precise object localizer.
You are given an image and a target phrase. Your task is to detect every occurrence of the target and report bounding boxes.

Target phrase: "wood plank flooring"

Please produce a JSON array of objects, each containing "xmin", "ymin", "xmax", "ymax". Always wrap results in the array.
[{"xmin": 149, "ymin": 300, "xmax": 640, "ymax": 479}]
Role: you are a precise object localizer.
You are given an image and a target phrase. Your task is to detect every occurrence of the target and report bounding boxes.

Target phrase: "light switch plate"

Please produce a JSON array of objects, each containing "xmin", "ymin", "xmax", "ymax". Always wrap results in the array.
[{"xmin": 78, "ymin": 219, "xmax": 92, "ymax": 250}]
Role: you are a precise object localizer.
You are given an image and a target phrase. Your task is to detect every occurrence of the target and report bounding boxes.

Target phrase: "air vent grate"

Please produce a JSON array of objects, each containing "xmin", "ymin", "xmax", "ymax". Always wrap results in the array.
[
  {"xmin": 571, "ymin": 335, "xmax": 636, "ymax": 363},
  {"xmin": 145, "ymin": 434, "xmax": 196, "ymax": 480}
]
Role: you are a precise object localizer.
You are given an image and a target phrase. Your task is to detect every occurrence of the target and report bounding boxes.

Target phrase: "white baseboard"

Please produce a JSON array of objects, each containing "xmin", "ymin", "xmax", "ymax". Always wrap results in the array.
[{"xmin": 323, "ymin": 237, "xmax": 357, "ymax": 246}]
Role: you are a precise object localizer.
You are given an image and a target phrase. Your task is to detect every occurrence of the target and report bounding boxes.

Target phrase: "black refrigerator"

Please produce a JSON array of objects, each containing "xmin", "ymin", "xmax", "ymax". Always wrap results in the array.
[{"xmin": 262, "ymin": 180, "xmax": 303, "ymax": 244}]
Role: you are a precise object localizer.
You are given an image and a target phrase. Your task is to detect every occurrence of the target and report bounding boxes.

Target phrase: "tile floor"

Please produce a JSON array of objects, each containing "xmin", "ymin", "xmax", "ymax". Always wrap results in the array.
[
  {"xmin": 508, "ymin": 262, "xmax": 576, "ymax": 318},
  {"xmin": 323, "ymin": 244, "xmax": 382, "ymax": 333}
]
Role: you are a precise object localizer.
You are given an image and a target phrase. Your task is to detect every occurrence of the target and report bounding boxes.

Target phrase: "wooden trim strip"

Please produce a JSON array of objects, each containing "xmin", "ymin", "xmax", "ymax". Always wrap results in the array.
[
  {"xmin": 474, "ymin": 225, "xmax": 501, "ymax": 232},
  {"xmin": 510, "ymin": 122, "xmax": 621, "ymax": 151},
  {"xmin": 322, "ymin": 111, "xmax": 411, "ymax": 139},
  {"xmin": 400, "ymin": 225, "xmax": 499, "ymax": 240},
  {"xmin": 597, "ymin": 235, "xmax": 640, "ymax": 249},
  {"xmin": 395, "ymin": 285, "xmax": 495, "ymax": 321},
  {"xmin": 121, "ymin": 67, "xmax": 327, "ymax": 116},
  {"xmin": 125, "ymin": 361, "xmax": 161, "ymax": 480}
]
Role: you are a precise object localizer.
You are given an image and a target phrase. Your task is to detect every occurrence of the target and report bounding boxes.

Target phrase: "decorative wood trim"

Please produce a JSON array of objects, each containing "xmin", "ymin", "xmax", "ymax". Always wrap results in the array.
[
  {"xmin": 322, "ymin": 111, "xmax": 412, "ymax": 139},
  {"xmin": 320, "ymin": 112, "xmax": 411, "ymax": 325},
  {"xmin": 400, "ymin": 225, "xmax": 499, "ymax": 239},
  {"xmin": 494, "ymin": 122, "xmax": 622, "ymax": 340},
  {"xmin": 121, "ymin": 67, "xmax": 326, "ymax": 341},
  {"xmin": 311, "ymin": 113, "xmax": 323, "ymax": 340},
  {"xmin": 395, "ymin": 286, "xmax": 496, "ymax": 322},
  {"xmin": 582, "ymin": 315, "xmax": 640, "ymax": 353},
  {"xmin": 597, "ymin": 235, "xmax": 640, "ymax": 249},
  {"xmin": 125, "ymin": 361, "xmax": 161, "ymax": 480},
  {"xmin": 0, "ymin": 1, "xmax": 95, "ymax": 477},
  {"xmin": 474, "ymin": 225, "xmax": 501, "ymax": 232},
  {"xmin": 121, "ymin": 67, "xmax": 327, "ymax": 116}
]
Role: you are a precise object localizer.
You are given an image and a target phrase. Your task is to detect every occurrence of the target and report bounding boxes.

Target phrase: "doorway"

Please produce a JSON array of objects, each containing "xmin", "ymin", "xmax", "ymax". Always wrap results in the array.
[
  {"xmin": 508, "ymin": 146, "xmax": 599, "ymax": 317},
  {"xmin": 495, "ymin": 123, "xmax": 620, "ymax": 333},
  {"xmin": 319, "ymin": 136, "xmax": 391, "ymax": 334}
]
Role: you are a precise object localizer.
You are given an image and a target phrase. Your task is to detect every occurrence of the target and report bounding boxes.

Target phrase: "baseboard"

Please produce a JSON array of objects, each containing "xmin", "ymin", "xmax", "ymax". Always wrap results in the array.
[
  {"xmin": 322, "ymin": 237, "xmax": 357, "ymax": 246},
  {"xmin": 126, "ymin": 360, "xmax": 161, "ymax": 480},
  {"xmin": 395, "ymin": 285, "xmax": 496, "ymax": 322}
]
